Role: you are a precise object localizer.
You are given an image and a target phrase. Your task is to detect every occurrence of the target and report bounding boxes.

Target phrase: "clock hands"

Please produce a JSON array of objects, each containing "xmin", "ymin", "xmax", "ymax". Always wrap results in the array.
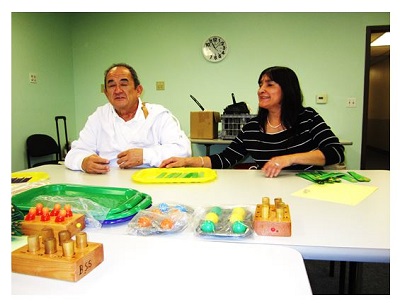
[
  {"xmin": 211, "ymin": 41, "xmax": 219, "ymax": 51},
  {"xmin": 210, "ymin": 38, "xmax": 225, "ymax": 51}
]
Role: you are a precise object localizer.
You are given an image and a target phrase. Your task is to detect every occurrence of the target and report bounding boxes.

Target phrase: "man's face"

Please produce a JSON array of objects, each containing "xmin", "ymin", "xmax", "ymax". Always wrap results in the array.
[{"xmin": 104, "ymin": 66, "xmax": 142, "ymax": 111}]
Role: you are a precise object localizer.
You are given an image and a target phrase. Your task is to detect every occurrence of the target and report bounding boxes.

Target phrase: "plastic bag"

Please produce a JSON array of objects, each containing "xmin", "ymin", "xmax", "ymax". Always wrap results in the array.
[
  {"xmin": 193, "ymin": 205, "xmax": 254, "ymax": 238},
  {"xmin": 127, "ymin": 202, "xmax": 194, "ymax": 236},
  {"xmin": 28, "ymin": 195, "xmax": 110, "ymax": 228}
]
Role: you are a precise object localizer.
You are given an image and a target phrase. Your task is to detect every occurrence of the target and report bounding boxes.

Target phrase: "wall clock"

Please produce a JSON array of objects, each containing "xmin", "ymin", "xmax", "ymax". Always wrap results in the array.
[{"xmin": 202, "ymin": 36, "xmax": 228, "ymax": 63}]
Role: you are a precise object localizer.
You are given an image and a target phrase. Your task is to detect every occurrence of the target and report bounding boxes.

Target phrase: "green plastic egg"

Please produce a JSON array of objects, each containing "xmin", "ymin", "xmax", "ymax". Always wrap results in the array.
[
  {"xmin": 209, "ymin": 206, "xmax": 222, "ymax": 216},
  {"xmin": 232, "ymin": 221, "xmax": 247, "ymax": 234},
  {"xmin": 200, "ymin": 220, "xmax": 215, "ymax": 233}
]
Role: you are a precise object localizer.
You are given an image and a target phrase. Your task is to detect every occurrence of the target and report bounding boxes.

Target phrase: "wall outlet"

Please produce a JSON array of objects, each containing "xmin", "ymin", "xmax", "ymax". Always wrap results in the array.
[
  {"xmin": 29, "ymin": 73, "xmax": 37, "ymax": 84},
  {"xmin": 156, "ymin": 81, "xmax": 165, "ymax": 91},
  {"xmin": 316, "ymin": 94, "xmax": 328, "ymax": 104},
  {"xmin": 346, "ymin": 98, "xmax": 356, "ymax": 108}
]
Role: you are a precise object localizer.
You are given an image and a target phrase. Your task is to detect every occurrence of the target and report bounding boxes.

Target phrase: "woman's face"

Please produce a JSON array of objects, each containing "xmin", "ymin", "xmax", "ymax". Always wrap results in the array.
[{"xmin": 257, "ymin": 74, "xmax": 283, "ymax": 110}]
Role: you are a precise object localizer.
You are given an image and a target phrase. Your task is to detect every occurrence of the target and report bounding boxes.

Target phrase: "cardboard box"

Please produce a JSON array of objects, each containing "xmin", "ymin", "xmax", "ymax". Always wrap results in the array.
[{"xmin": 190, "ymin": 111, "xmax": 221, "ymax": 139}]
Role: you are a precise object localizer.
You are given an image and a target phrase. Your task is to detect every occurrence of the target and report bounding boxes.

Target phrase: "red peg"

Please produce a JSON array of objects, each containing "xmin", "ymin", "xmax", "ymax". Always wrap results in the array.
[
  {"xmin": 50, "ymin": 203, "xmax": 61, "ymax": 216},
  {"xmin": 55, "ymin": 209, "xmax": 66, "ymax": 222},
  {"xmin": 25, "ymin": 207, "xmax": 36, "ymax": 221},
  {"xmin": 64, "ymin": 204, "xmax": 73, "ymax": 217},
  {"xmin": 35, "ymin": 203, "xmax": 43, "ymax": 216},
  {"xmin": 41, "ymin": 207, "xmax": 50, "ymax": 221}
]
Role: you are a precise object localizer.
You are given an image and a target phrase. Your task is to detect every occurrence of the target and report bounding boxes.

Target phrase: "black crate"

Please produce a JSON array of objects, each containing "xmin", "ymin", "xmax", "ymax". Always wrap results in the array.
[{"xmin": 221, "ymin": 114, "xmax": 255, "ymax": 139}]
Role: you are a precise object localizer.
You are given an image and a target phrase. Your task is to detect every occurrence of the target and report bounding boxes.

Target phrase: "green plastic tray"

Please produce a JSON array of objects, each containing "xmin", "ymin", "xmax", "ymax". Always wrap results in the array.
[{"xmin": 11, "ymin": 184, "xmax": 152, "ymax": 221}]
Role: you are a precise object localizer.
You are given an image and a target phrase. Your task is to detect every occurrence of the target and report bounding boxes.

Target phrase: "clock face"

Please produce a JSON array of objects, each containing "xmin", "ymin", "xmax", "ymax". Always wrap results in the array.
[{"xmin": 202, "ymin": 36, "xmax": 228, "ymax": 62}]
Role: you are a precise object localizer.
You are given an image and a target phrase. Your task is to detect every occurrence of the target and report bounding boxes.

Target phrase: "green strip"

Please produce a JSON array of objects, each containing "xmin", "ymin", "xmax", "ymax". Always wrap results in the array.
[
  {"xmin": 156, "ymin": 173, "xmax": 166, "ymax": 178},
  {"xmin": 348, "ymin": 171, "xmax": 371, "ymax": 182}
]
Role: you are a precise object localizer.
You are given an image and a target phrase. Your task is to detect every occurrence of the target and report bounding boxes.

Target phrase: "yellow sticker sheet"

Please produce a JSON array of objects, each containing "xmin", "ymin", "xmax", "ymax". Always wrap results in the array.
[
  {"xmin": 132, "ymin": 167, "xmax": 217, "ymax": 184},
  {"xmin": 292, "ymin": 182, "xmax": 378, "ymax": 206},
  {"xmin": 11, "ymin": 171, "xmax": 50, "ymax": 183}
]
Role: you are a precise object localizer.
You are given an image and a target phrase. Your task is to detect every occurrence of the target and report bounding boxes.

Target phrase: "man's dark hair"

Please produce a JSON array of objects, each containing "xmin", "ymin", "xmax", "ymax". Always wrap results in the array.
[{"xmin": 104, "ymin": 63, "xmax": 141, "ymax": 89}]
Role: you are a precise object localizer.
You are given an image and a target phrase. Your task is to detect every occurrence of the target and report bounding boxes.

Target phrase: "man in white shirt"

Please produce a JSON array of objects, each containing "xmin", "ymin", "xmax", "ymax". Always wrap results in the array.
[{"xmin": 65, "ymin": 63, "xmax": 191, "ymax": 174}]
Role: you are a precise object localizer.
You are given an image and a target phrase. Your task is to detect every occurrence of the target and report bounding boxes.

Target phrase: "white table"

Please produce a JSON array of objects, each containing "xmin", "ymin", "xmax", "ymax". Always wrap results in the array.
[
  {"xmin": 11, "ymin": 234, "xmax": 312, "ymax": 297},
  {"xmin": 13, "ymin": 165, "xmax": 389, "ymax": 263},
  {"xmin": 11, "ymin": 165, "xmax": 390, "ymax": 295}
]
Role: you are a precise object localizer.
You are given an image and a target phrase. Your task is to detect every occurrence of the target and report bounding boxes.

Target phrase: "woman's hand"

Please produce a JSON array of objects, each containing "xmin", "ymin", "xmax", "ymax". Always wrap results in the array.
[
  {"xmin": 261, "ymin": 151, "xmax": 326, "ymax": 177},
  {"xmin": 159, "ymin": 157, "xmax": 187, "ymax": 168},
  {"xmin": 261, "ymin": 156, "xmax": 292, "ymax": 178}
]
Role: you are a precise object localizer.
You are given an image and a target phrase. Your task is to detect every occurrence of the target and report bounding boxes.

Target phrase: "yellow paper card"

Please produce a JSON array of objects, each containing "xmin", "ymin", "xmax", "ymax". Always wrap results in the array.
[{"xmin": 292, "ymin": 183, "xmax": 378, "ymax": 206}]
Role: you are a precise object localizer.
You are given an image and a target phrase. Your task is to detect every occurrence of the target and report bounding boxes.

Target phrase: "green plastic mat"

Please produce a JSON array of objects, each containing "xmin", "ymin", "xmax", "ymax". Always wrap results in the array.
[
  {"xmin": 11, "ymin": 184, "xmax": 152, "ymax": 222},
  {"xmin": 296, "ymin": 170, "xmax": 369, "ymax": 184}
]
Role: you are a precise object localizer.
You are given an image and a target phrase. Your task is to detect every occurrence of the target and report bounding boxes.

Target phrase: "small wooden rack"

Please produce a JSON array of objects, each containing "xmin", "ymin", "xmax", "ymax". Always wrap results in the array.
[
  {"xmin": 20, "ymin": 214, "xmax": 86, "ymax": 238},
  {"xmin": 253, "ymin": 197, "xmax": 292, "ymax": 237}
]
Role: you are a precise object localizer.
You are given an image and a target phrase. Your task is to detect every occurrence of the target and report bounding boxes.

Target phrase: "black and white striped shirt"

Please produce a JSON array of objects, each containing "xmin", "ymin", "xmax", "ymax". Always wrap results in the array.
[{"xmin": 210, "ymin": 107, "xmax": 345, "ymax": 170}]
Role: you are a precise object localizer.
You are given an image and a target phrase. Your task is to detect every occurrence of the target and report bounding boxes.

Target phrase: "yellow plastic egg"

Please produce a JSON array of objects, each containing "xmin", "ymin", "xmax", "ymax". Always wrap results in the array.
[
  {"xmin": 232, "ymin": 207, "xmax": 246, "ymax": 218},
  {"xmin": 229, "ymin": 212, "xmax": 244, "ymax": 223},
  {"xmin": 205, "ymin": 212, "xmax": 219, "ymax": 224}
]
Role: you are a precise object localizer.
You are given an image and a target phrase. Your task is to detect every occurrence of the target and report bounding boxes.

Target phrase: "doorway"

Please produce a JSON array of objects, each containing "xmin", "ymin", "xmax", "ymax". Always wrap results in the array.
[{"xmin": 360, "ymin": 25, "xmax": 390, "ymax": 170}]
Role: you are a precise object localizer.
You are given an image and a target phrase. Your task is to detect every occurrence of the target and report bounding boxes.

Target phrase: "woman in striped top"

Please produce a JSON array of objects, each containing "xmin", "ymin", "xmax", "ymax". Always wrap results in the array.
[{"xmin": 160, "ymin": 66, "xmax": 345, "ymax": 177}]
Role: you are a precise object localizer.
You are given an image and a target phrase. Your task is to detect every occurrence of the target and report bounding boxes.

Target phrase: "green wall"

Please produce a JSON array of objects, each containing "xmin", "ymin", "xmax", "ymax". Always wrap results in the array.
[
  {"xmin": 12, "ymin": 13, "xmax": 76, "ymax": 171},
  {"xmin": 12, "ymin": 12, "xmax": 390, "ymax": 172}
]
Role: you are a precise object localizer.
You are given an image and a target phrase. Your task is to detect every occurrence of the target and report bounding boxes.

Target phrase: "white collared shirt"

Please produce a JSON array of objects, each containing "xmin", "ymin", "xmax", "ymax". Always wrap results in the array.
[{"xmin": 65, "ymin": 98, "xmax": 191, "ymax": 171}]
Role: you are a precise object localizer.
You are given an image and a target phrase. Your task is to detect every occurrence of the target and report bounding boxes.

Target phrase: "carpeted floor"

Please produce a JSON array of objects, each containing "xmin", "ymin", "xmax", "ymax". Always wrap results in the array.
[
  {"xmin": 304, "ymin": 260, "xmax": 390, "ymax": 295},
  {"xmin": 304, "ymin": 147, "xmax": 391, "ymax": 295}
]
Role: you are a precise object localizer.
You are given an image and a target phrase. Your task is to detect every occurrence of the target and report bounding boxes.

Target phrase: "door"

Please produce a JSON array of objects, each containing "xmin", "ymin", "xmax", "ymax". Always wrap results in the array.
[{"xmin": 360, "ymin": 25, "xmax": 390, "ymax": 170}]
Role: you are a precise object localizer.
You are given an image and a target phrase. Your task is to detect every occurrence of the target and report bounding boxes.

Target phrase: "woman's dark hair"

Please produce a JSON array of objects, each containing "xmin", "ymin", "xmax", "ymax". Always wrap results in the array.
[
  {"xmin": 257, "ymin": 66, "xmax": 304, "ymax": 130},
  {"xmin": 104, "ymin": 63, "xmax": 141, "ymax": 89}
]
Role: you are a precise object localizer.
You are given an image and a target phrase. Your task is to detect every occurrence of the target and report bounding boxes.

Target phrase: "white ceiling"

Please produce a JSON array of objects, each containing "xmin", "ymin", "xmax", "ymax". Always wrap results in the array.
[{"xmin": 371, "ymin": 32, "xmax": 390, "ymax": 58}]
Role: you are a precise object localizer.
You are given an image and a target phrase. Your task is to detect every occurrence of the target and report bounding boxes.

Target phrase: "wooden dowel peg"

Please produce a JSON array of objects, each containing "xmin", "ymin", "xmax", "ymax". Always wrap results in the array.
[
  {"xmin": 41, "ymin": 227, "xmax": 54, "ymax": 241},
  {"xmin": 58, "ymin": 230, "xmax": 71, "ymax": 246},
  {"xmin": 262, "ymin": 197, "xmax": 270, "ymax": 205},
  {"xmin": 27, "ymin": 234, "xmax": 40, "ymax": 253},
  {"xmin": 62, "ymin": 240, "xmax": 75, "ymax": 257},
  {"xmin": 76, "ymin": 232, "xmax": 88, "ymax": 249},
  {"xmin": 261, "ymin": 205, "xmax": 269, "ymax": 219},
  {"xmin": 44, "ymin": 237, "xmax": 57, "ymax": 254}
]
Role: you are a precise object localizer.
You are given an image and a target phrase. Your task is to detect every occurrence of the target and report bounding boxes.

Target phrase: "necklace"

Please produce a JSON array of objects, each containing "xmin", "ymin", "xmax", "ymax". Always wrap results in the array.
[{"xmin": 267, "ymin": 118, "xmax": 282, "ymax": 129}]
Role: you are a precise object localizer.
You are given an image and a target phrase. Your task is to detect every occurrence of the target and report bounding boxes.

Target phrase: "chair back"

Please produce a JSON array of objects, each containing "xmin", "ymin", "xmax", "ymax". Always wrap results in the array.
[{"xmin": 26, "ymin": 134, "xmax": 61, "ymax": 168}]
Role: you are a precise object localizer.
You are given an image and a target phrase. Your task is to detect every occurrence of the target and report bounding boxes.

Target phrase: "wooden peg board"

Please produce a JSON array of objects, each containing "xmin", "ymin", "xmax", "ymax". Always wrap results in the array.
[
  {"xmin": 253, "ymin": 202, "xmax": 291, "ymax": 237},
  {"xmin": 12, "ymin": 234, "xmax": 104, "ymax": 282},
  {"xmin": 20, "ymin": 214, "xmax": 86, "ymax": 238}
]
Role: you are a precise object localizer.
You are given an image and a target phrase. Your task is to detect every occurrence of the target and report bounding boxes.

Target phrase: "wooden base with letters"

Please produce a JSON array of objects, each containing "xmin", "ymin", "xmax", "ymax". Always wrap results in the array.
[{"xmin": 12, "ymin": 231, "xmax": 104, "ymax": 282}]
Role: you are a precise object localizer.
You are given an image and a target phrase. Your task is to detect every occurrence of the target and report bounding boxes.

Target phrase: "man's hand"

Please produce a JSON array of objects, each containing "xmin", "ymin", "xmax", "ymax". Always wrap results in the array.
[
  {"xmin": 82, "ymin": 154, "xmax": 110, "ymax": 174},
  {"xmin": 117, "ymin": 148, "xmax": 143, "ymax": 169}
]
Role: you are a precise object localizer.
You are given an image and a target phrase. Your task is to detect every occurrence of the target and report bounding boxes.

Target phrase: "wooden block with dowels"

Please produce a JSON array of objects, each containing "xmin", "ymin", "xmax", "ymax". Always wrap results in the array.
[
  {"xmin": 12, "ymin": 230, "xmax": 104, "ymax": 282},
  {"xmin": 253, "ymin": 197, "xmax": 292, "ymax": 237},
  {"xmin": 20, "ymin": 203, "xmax": 86, "ymax": 238}
]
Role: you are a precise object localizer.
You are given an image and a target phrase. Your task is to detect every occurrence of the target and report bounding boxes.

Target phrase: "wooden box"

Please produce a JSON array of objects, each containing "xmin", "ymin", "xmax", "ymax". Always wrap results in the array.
[
  {"xmin": 12, "ymin": 232, "xmax": 104, "ymax": 282},
  {"xmin": 190, "ymin": 111, "xmax": 220, "ymax": 139},
  {"xmin": 20, "ymin": 214, "xmax": 86, "ymax": 238},
  {"xmin": 253, "ymin": 197, "xmax": 291, "ymax": 237}
]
